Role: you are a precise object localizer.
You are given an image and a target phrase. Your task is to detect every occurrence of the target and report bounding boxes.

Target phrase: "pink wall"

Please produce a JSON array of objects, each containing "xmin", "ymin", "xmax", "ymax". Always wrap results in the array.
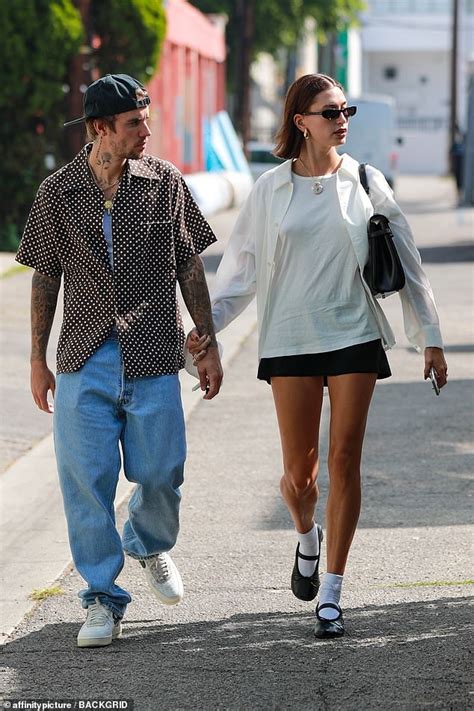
[{"xmin": 147, "ymin": 0, "xmax": 226, "ymax": 173}]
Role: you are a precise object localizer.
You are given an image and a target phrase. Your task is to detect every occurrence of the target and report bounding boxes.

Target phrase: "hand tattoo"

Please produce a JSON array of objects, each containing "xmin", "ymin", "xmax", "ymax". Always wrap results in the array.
[
  {"xmin": 177, "ymin": 255, "xmax": 217, "ymax": 347},
  {"xmin": 31, "ymin": 271, "xmax": 61, "ymax": 362}
]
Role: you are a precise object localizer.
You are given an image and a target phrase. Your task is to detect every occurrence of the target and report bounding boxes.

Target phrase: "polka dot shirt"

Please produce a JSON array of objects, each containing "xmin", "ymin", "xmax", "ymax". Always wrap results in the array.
[{"xmin": 16, "ymin": 145, "xmax": 217, "ymax": 377}]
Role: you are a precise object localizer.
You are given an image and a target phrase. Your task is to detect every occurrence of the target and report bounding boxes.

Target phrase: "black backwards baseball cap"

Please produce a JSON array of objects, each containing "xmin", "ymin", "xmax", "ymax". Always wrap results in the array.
[{"xmin": 64, "ymin": 73, "xmax": 150, "ymax": 127}]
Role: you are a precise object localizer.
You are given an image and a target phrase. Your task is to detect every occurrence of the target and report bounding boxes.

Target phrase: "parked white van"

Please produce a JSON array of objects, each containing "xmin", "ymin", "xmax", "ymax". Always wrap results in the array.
[{"xmin": 341, "ymin": 94, "xmax": 400, "ymax": 189}]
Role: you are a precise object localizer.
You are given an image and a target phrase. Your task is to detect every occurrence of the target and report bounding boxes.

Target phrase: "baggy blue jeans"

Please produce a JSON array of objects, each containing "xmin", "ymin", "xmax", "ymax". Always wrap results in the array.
[{"xmin": 53, "ymin": 334, "xmax": 186, "ymax": 618}]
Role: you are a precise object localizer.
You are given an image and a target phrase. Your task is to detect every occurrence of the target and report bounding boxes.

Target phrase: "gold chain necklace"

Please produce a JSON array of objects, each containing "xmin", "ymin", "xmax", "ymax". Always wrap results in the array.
[
  {"xmin": 88, "ymin": 161, "xmax": 124, "ymax": 213},
  {"xmin": 103, "ymin": 191, "xmax": 119, "ymax": 214}
]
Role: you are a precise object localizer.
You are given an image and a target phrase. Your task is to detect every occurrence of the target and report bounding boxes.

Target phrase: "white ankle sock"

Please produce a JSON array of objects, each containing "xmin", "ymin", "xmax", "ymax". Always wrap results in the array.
[
  {"xmin": 318, "ymin": 573, "xmax": 343, "ymax": 619},
  {"xmin": 296, "ymin": 524, "xmax": 320, "ymax": 577}
]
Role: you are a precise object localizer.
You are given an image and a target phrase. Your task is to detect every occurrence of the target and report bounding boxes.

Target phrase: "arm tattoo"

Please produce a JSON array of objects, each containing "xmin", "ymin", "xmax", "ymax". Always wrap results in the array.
[
  {"xmin": 177, "ymin": 255, "xmax": 217, "ymax": 346},
  {"xmin": 31, "ymin": 271, "xmax": 61, "ymax": 362}
]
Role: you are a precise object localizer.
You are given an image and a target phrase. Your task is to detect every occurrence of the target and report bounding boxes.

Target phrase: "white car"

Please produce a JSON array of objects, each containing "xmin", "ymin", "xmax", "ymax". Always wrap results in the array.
[{"xmin": 341, "ymin": 95, "xmax": 401, "ymax": 190}]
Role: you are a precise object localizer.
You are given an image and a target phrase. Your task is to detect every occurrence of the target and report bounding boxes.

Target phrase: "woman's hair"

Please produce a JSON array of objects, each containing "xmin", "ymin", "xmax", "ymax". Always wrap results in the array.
[
  {"xmin": 85, "ymin": 116, "xmax": 117, "ymax": 142},
  {"xmin": 273, "ymin": 74, "xmax": 344, "ymax": 159}
]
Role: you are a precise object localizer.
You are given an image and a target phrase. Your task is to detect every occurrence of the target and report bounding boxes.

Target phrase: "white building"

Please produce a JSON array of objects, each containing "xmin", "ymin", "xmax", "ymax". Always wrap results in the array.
[{"xmin": 360, "ymin": 0, "xmax": 474, "ymax": 174}]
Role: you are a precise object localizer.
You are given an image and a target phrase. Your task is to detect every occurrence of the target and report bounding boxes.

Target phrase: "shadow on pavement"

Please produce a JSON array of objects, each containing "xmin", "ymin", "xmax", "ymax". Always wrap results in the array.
[
  {"xmin": 2, "ymin": 596, "xmax": 471, "ymax": 710},
  {"xmin": 441, "ymin": 344, "xmax": 474, "ymax": 353},
  {"xmin": 418, "ymin": 244, "xmax": 474, "ymax": 263},
  {"xmin": 397, "ymin": 203, "xmax": 456, "ymax": 215},
  {"xmin": 203, "ymin": 245, "xmax": 474, "ymax": 272}
]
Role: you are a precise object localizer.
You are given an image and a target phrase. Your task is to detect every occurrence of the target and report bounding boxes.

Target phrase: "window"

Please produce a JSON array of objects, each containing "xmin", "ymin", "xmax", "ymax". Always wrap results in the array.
[{"xmin": 384, "ymin": 66, "xmax": 398, "ymax": 80}]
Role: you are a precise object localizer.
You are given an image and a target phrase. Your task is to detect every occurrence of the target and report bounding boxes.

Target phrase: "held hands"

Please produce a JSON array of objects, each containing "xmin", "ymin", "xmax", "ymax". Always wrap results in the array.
[
  {"xmin": 186, "ymin": 328, "xmax": 223, "ymax": 400},
  {"xmin": 424, "ymin": 347, "xmax": 448, "ymax": 390},
  {"xmin": 186, "ymin": 330, "xmax": 212, "ymax": 364},
  {"xmin": 31, "ymin": 362, "xmax": 55, "ymax": 413}
]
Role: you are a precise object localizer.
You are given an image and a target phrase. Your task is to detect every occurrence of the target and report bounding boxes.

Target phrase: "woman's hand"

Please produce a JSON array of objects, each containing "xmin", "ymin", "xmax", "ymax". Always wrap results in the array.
[
  {"xmin": 424, "ymin": 347, "xmax": 448, "ymax": 389},
  {"xmin": 186, "ymin": 328, "xmax": 211, "ymax": 364}
]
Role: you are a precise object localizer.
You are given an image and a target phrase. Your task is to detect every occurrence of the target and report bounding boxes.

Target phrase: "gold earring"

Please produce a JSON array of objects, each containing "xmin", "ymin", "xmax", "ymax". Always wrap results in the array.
[{"xmin": 303, "ymin": 128, "xmax": 309, "ymax": 140}]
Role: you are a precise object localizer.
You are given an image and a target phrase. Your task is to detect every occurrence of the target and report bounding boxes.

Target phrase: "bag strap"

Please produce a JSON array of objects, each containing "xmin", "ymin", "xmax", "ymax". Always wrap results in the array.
[{"xmin": 358, "ymin": 163, "xmax": 370, "ymax": 196}]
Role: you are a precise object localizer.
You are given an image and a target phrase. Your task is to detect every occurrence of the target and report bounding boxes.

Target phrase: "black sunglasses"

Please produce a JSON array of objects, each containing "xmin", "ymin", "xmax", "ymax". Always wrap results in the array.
[{"xmin": 301, "ymin": 106, "xmax": 357, "ymax": 120}]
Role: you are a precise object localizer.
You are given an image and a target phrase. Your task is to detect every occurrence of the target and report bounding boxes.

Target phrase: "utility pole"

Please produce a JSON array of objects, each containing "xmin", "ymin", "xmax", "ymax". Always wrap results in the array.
[
  {"xmin": 66, "ymin": 0, "xmax": 93, "ymax": 158},
  {"xmin": 448, "ymin": 0, "xmax": 459, "ymax": 174},
  {"xmin": 234, "ymin": 0, "xmax": 254, "ymax": 154},
  {"xmin": 233, "ymin": 0, "xmax": 244, "ymax": 132}
]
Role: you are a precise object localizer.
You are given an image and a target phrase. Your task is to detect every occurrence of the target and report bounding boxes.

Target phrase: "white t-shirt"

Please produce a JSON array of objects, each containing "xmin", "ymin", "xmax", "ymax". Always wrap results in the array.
[{"xmin": 261, "ymin": 171, "xmax": 380, "ymax": 357}]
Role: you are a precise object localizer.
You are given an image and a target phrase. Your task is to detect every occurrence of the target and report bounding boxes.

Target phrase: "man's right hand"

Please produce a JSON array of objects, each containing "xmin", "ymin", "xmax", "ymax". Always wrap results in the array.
[
  {"xmin": 186, "ymin": 328, "xmax": 211, "ymax": 363},
  {"xmin": 196, "ymin": 346, "xmax": 223, "ymax": 400},
  {"xmin": 31, "ymin": 362, "xmax": 56, "ymax": 413}
]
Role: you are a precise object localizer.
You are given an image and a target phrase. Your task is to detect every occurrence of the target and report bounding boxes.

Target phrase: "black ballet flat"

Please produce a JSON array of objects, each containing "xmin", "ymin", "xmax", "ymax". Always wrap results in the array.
[
  {"xmin": 314, "ymin": 602, "xmax": 345, "ymax": 639},
  {"xmin": 291, "ymin": 525, "xmax": 323, "ymax": 601}
]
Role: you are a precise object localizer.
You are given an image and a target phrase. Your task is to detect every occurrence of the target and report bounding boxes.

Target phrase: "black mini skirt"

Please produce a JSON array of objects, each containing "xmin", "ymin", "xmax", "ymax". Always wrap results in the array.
[{"xmin": 257, "ymin": 339, "xmax": 391, "ymax": 385}]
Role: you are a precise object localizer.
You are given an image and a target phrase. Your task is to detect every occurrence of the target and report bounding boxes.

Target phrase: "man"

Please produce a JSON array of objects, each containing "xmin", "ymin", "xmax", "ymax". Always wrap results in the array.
[{"xmin": 16, "ymin": 74, "xmax": 222, "ymax": 647}]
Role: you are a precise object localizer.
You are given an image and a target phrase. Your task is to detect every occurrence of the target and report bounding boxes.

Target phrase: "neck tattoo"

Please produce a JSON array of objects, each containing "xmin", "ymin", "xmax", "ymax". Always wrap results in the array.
[{"xmin": 88, "ymin": 154, "xmax": 124, "ymax": 214}]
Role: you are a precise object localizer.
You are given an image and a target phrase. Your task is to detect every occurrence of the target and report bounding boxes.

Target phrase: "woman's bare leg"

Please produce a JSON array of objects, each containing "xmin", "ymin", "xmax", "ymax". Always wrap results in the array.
[
  {"xmin": 271, "ymin": 376, "xmax": 325, "ymax": 533},
  {"xmin": 325, "ymin": 373, "xmax": 377, "ymax": 574}
]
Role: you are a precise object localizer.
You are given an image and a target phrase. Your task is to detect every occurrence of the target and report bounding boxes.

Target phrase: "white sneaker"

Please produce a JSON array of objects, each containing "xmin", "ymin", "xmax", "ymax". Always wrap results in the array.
[
  {"xmin": 140, "ymin": 553, "xmax": 184, "ymax": 605},
  {"xmin": 77, "ymin": 597, "xmax": 122, "ymax": 648}
]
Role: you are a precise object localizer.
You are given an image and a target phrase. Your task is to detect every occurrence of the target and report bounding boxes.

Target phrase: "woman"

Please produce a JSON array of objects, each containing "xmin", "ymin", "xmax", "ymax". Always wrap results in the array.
[{"xmin": 188, "ymin": 74, "xmax": 447, "ymax": 638}]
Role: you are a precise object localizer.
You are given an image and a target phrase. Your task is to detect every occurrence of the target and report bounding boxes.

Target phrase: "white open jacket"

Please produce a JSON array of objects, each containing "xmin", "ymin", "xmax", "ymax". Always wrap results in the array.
[{"xmin": 211, "ymin": 153, "xmax": 443, "ymax": 357}]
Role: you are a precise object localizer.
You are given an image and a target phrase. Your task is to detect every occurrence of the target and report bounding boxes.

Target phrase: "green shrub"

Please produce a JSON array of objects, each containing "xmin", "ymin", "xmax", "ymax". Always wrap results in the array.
[
  {"xmin": 92, "ymin": 0, "xmax": 166, "ymax": 81},
  {"xmin": 0, "ymin": 0, "xmax": 166, "ymax": 252},
  {"xmin": 0, "ymin": 0, "xmax": 84, "ymax": 251}
]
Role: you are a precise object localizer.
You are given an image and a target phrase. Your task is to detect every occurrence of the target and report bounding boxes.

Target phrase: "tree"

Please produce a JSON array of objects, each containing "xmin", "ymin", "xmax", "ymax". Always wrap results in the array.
[
  {"xmin": 65, "ymin": 0, "xmax": 167, "ymax": 157},
  {"xmin": 193, "ymin": 0, "xmax": 363, "ymax": 64},
  {"xmin": 0, "ymin": 0, "xmax": 84, "ymax": 250},
  {"xmin": 91, "ymin": 0, "xmax": 166, "ymax": 81},
  {"xmin": 0, "ymin": 0, "xmax": 167, "ymax": 251},
  {"xmin": 192, "ymin": 0, "xmax": 364, "ymax": 145}
]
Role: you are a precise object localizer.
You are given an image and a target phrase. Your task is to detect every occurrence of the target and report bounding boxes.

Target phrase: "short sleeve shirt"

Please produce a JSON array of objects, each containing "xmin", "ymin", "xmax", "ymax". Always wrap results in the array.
[{"xmin": 16, "ymin": 145, "xmax": 217, "ymax": 377}]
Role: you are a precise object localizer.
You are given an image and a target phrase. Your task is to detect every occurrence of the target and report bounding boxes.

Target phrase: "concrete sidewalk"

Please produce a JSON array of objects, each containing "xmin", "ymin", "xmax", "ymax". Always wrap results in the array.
[
  {"xmin": 1, "ymin": 324, "xmax": 472, "ymax": 709},
  {"xmin": 1, "ymin": 176, "xmax": 473, "ymax": 709}
]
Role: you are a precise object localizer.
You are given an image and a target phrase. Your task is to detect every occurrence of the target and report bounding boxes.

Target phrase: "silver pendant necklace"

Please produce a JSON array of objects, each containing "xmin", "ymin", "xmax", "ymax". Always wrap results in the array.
[{"xmin": 298, "ymin": 156, "xmax": 324, "ymax": 195}]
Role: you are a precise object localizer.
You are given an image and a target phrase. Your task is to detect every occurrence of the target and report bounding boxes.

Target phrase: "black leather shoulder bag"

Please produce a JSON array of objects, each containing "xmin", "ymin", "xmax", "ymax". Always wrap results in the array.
[{"xmin": 359, "ymin": 163, "xmax": 406, "ymax": 298}]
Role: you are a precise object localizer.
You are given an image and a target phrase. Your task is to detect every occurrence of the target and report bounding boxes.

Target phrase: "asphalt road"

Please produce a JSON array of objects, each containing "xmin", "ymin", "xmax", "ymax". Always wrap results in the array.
[{"xmin": 0, "ymin": 175, "xmax": 473, "ymax": 710}]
